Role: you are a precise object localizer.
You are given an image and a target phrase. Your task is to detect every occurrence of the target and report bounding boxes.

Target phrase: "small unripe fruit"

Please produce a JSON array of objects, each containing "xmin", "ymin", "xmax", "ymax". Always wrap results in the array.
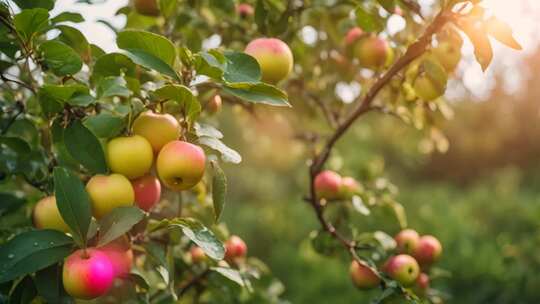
[
  {"xmin": 190, "ymin": 246, "xmax": 207, "ymax": 264},
  {"xmin": 236, "ymin": 3, "xmax": 254, "ymax": 18},
  {"xmin": 344, "ymin": 27, "xmax": 364, "ymax": 46},
  {"xmin": 245, "ymin": 38, "xmax": 294, "ymax": 84},
  {"xmin": 132, "ymin": 111, "xmax": 181, "ymax": 153},
  {"xmin": 86, "ymin": 174, "xmax": 135, "ymax": 218},
  {"xmin": 33, "ymin": 196, "xmax": 70, "ymax": 232},
  {"xmin": 100, "ymin": 236, "xmax": 133, "ymax": 278},
  {"xmin": 354, "ymin": 35, "xmax": 391, "ymax": 69},
  {"xmin": 349, "ymin": 260, "xmax": 380, "ymax": 289},
  {"xmin": 63, "ymin": 248, "xmax": 115, "ymax": 300},
  {"xmin": 384, "ymin": 254, "xmax": 420, "ymax": 286},
  {"xmin": 224, "ymin": 235, "xmax": 247, "ymax": 262},
  {"xmin": 106, "ymin": 135, "xmax": 153, "ymax": 179},
  {"xmin": 412, "ymin": 59, "xmax": 447, "ymax": 101},
  {"xmin": 314, "ymin": 170, "xmax": 342, "ymax": 200},
  {"xmin": 340, "ymin": 176, "xmax": 361, "ymax": 199},
  {"xmin": 134, "ymin": 0, "xmax": 159, "ymax": 16},
  {"xmin": 207, "ymin": 95, "xmax": 222, "ymax": 114},
  {"xmin": 156, "ymin": 141, "xmax": 206, "ymax": 191},
  {"xmin": 394, "ymin": 229, "xmax": 420, "ymax": 255},
  {"xmin": 413, "ymin": 235, "xmax": 442, "ymax": 266},
  {"xmin": 432, "ymin": 42, "xmax": 461, "ymax": 73},
  {"xmin": 131, "ymin": 175, "xmax": 161, "ymax": 212}
]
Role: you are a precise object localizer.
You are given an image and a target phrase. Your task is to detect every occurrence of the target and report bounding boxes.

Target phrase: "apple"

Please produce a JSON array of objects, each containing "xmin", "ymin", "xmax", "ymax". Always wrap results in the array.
[
  {"xmin": 106, "ymin": 135, "xmax": 154, "ymax": 179},
  {"xmin": 156, "ymin": 141, "xmax": 206, "ymax": 191},
  {"xmin": 134, "ymin": 0, "xmax": 159, "ymax": 16},
  {"xmin": 63, "ymin": 248, "xmax": 115, "ymax": 299},
  {"xmin": 207, "ymin": 94, "xmax": 222, "ymax": 114},
  {"xmin": 349, "ymin": 260, "xmax": 380, "ymax": 289},
  {"xmin": 340, "ymin": 176, "xmax": 361, "ymax": 199},
  {"xmin": 236, "ymin": 3, "xmax": 254, "ymax": 18},
  {"xmin": 100, "ymin": 236, "xmax": 133, "ymax": 278},
  {"xmin": 86, "ymin": 174, "xmax": 135, "ymax": 218},
  {"xmin": 344, "ymin": 27, "xmax": 364, "ymax": 46},
  {"xmin": 32, "ymin": 196, "xmax": 70, "ymax": 232},
  {"xmin": 245, "ymin": 38, "xmax": 294, "ymax": 84},
  {"xmin": 384, "ymin": 254, "xmax": 420, "ymax": 286},
  {"xmin": 354, "ymin": 35, "xmax": 392, "ymax": 69},
  {"xmin": 132, "ymin": 111, "xmax": 181, "ymax": 153},
  {"xmin": 414, "ymin": 235, "xmax": 442, "ymax": 265},
  {"xmin": 416, "ymin": 272, "xmax": 430, "ymax": 290},
  {"xmin": 412, "ymin": 59, "xmax": 447, "ymax": 101},
  {"xmin": 190, "ymin": 246, "xmax": 207, "ymax": 264},
  {"xmin": 432, "ymin": 42, "xmax": 461, "ymax": 73},
  {"xmin": 394, "ymin": 229, "xmax": 420, "ymax": 255},
  {"xmin": 224, "ymin": 235, "xmax": 247, "ymax": 262},
  {"xmin": 131, "ymin": 175, "xmax": 161, "ymax": 212},
  {"xmin": 314, "ymin": 170, "xmax": 342, "ymax": 200}
]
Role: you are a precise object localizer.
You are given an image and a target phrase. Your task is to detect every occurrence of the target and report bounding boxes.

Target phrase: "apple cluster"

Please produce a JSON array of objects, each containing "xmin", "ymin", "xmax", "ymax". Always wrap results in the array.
[
  {"xmin": 314, "ymin": 170, "xmax": 362, "ymax": 201},
  {"xmin": 350, "ymin": 229, "xmax": 443, "ymax": 295}
]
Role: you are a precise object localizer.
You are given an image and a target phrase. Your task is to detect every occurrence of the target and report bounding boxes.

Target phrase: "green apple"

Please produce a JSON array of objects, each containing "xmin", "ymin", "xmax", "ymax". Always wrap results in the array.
[
  {"xmin": 245, "ymin": 38, "xmax": 294, "ymax": 84},
  {"xmin": 134, "ymin": 0, "xmax": 159, "ymax": 16},
  {"xmin": 394, "ymin": 229, "xmax": 420, "ymax": 255},
  {"xmin": 413, "ymin": 235, "xmax": 442, "ymax": 266},
  {"xmin": 132, "ymin": 111, "xmax": 181, "ymax": 153},
  {"xmin": 156, "ymin": 141, "xmax": 206, "ymax": 191},
  {"xmin": 432, "ymin": 42, "xmax": 461, "ymax": 73},
  {"xmin": 86, "ymin": 174, "xmax": 135, "ymax": 218},
  {"xmin": 32, "ymin": 196, "xmax": 70, "ymax": 232},
  {"xmin": 106, "ymin": 135, "xmax": 154, "ymax": 179},
  {"xmin": 314, "ymin": 170, "xmax": 342, "ymax": 200},
  {"xmin": 384, "ymin": 254, "xmax": 420, "ymax": 286},
  {"xmin": 340, "ymin": 176, "xmax": 361, "ymax": 199},
  {"xmin": 349, "ymin": 260, "xmax": 380, "ymax": 289},
  {"xmin": 354, "ymin": 35, "xmax": 392, "ymax": 69},
  {"xmin": 412, "ymin": 59, "xmax": 447, "ymax": 101}
]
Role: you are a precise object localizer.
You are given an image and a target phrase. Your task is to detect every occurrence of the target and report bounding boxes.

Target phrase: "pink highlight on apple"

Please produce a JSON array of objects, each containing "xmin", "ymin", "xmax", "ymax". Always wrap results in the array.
[
  {"xmin": 63, "ymin": 248, "xmax": 114, "ymax": 300},
  {"xmin": 345, "ymin": 27, "xmax": 364, "ymax": 45},
  {"xmin": 132, "ymin": 175, "xmax": 161, "ymax": 211},
  {"xmin": 314, "ymin": 170, "xmax": 342, "ymax": 200}
]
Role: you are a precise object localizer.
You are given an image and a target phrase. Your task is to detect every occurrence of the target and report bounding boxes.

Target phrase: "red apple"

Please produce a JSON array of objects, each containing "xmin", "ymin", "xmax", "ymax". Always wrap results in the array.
[
  {"xmin": 344, "ymin": 27, "xmax": 364, "ymax": 46},
  {"xmin": 224, "ymin": 235, "xmax": 247, "ymax": 262},
  {"xmin": 384, "ymin": 254, "xmax": 420, "ymax": 286},
  {"xmin": 394, "ymin": 229, "xmax": 420, "ymax": 255},
  {"xmin": 131, "ymin": 175, "xmax": 161, "ymax": 212},
  {"xmin": 100, "ymin": 237, "xmax": 133, "ymax": 278},
  {"xmin": 190, "ymin": 246, "xmax": 207, "ymax": 264},
  {"xmin": 245, "ymin": 38, "xmax": 294, "ymax": 84},
  {"xmin": 416, "ymin": 272, "xmax": 430, "ymax": 290},
  {"xmin": 134, "ymin": 0, "xmax": 159, "ymax": 16},
  {"xmin": 354, "ymin": 35, "xmax": 392, "ymax": 69},
  {"xmin": 156, "ymin": 141, "xmax": 206, "ymax": 191},
  {"xmin": 236, "ymin": 3, "xmax": 254, "ymax": 18},
  {"xmin": 349, "ymin": 260, "xmax": 380, "ymax": 289},
  {"xmin": 314, "ymin": 170, "xmax": 342, "ymax": 200},
  {"xmin": 63, "ymin": 248, "xmax": 115, "ymax": 299},
  {"xmin": 414, "ymin": 235, "xmax": 442, "ymax": 266}
]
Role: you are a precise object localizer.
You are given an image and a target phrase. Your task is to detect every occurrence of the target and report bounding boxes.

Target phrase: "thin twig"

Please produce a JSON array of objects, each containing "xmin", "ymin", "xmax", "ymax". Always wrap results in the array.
[{"xmin": 178, "ymin": 269, "xmax": 211, "ymax": 297}]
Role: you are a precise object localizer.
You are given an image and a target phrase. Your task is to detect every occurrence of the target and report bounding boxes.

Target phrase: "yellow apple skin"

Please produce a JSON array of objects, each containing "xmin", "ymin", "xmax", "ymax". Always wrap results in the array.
[
  {"xmin": 106, "ymin": 135, "xmax": 153, "ymax": 179},
  {"xmin": 134, "ymin": 0, "xmax": 159, "ymax": 16},
  {"xmin": 33, "ymin": 196, "xmax": 70, "ymax": 232},
  {"xmin": 86, "ymin": 174, "xmax": 135, "ymax": 218},
  {"xmin": 132, "ymin": 111, "xmax": 181, "ymax": 153},
  {"xmin": 413, "ymin": 75, "xmax": 443, "ymax": 101},
  {"xmin": 245, "ymin": 38, "xmax": 294, "ymax": 84},
  {"xmin": 157, "ymin": 141, "xmax": 206, "ymax": 191}
]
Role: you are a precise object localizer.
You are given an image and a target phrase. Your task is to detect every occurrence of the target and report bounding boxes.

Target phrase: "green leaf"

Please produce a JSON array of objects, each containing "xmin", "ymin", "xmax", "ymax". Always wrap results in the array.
[
  {"xmin": 83, "ymin": 112, "xmax": 126, "ymax": 138},
  {"xmin": 152, "ymin": 218, "xmax": 225, "ymax": 260},
  {"xmin": 154, "ymin": 84, "xmax": 200, "ymax": 122},
  {"xmin": 92, "ymin": 53, "xmax": 136, "ymax": 82},
  {"xmin": 223, "ymin": 83, "xmax": 290, "ymax": 107},
  {"xmin": 377, "ymin": 0, "xmax": 396, "ymax": 14},
  {"xmin": 12, "ymin": 0, "xmax": 55, "ymax": 10},
  {"xmin": 0, "ymin": 136, "xmax": 31, "ymax": 174},
  {"xmin": 35, "ymin": 264, "xmax": 71, "ymax": 304},
  {"xmin": 223, "ymin": 51, "xmax": 261, "ymax": 84},
  {"xmin": 39, "ymin": 40, "xmax": 82, "ymax": 76},
  {"xmin": 458, "ymin": 18, "xmax": 493, "ymax": 71},
  {"xmin": 0, "ymin": 230, "xmax": 73, "ymax": 283},
  {"xmin": 198, "ymin": 136, "xmax": 242, "ymax": 164},
  {"xmin": 38, "ymin": 84, "xmax": 88, "ymax": 115},
  {"xmin": 159, "ymin": 0, "xmax": 176, "ymax": 17},
  {"xmin": 385, "ymin": 199, "xmax": 407, "ymax": 229},
  {"xmin": 97, "ymin": 76, "xmax": 131, "ymax": 98},
  {"xmin": 51, "ymin": 12, "xmax": 84, "ymax": 24},
  {"xmin": 211, "ymin": 161, "xmax": 227, "ymax": 222},
  {"xmin": 211, "ymin": 267, "xmax": 245, "ymax": 286},
  {"xmin": 97, "ymin": 207, "xmax": 145, "ymax": 247},
  {"xmin": 117, "ymin": 30, "xmax": 176, "ymax": 66},
  {"xmin": 122, "ymin": 49, "xmax": 180, "ymax": 80},
  {"xmin": 9, "ymin": 275, "xmax": 37, "ymax": 304},
  {"xmin": 485, "ymin": 16, "xmax": 522, "ymax": 50},
  {"xmin": 63, "ymin": 120, "xmax": 108, "ymax": 174},
  {"xmin": 53, "ymin": 167, "xmax": 92, "ymax": 246},
  {"xmin": 355, "ymin": 6, "xmax": 383, "ymax": 33},
  {"xmin": 194, "ymin": 51, "xmax": 226, "ymax": 80},
  {"xmin": 127, "ymin": 272, "xmax": 150, "ymax": 291},
  {"xmin": 13, "ymin": 8, "xmax": 49, "ymax": 41},
  {"xmin": 0, "ymin": 192, "xmax": 25, "ymax": 216},
  {"xmin": 193, "ymin": 123, "xmax": 223, "ymax": 139},
  {"xmin": 67, "ymin": 93, "xmax": 95, "ymax": 107},
  {"xmin": 56, "ymin": 25, "xmax": 91, "ymax": 61}
]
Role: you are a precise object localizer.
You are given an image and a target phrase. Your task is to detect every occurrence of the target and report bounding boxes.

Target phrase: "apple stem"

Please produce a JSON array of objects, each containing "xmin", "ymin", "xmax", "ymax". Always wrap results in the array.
[{"xmin": 81, "ymin": 248, "xmax": 90, "ymax": 259}]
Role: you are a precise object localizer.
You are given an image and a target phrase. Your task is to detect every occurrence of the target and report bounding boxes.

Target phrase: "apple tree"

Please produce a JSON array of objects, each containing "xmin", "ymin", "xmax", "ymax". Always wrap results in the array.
[{"xmin": 0, "ymin": 0, "xmax": 520, "ymax": 303}]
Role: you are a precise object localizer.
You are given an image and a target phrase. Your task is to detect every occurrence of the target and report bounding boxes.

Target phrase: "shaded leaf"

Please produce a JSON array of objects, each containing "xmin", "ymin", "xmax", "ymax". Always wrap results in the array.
[
  {"xmin": 117, "ymin": 30, "xmax": 176, "ymax": 66},
  {"xmin": 63, "ymin": 120, "xmax": 108, "ymax": 174},
  {"xmin": 35, "ymin": 264, "xmax": 72, "ymax": 304},
  {"xmin": 122, "ymin": 49, "xmax": 180, "ymax": 80},
  {"xmin": 83, "ymin": 112, "xmax": 126, "ymax": 138},
  {"xmin": 223, "ymin": 83, "xmax": 290, "ymax": 107},
  {"xmin": 13, "ymin": 8, "xmax": 49, "ymax": 41},
  {"xmin": 9, "ymin": 275, "xmax": 36, "ymax": 304},
  {"xmin": 211, "ymin": 161, "xmax": 227, "ymax": 222},
  {"xmin": 154, "ymin": 84, "xmax": 200, "ymax": 121},
  {"xmin": 223, "ymin": 51, "xmax": 261, "ymax": 84},
  {"xmin": 355, "ymin": 6, "xmax": 383, "ymax": 33},
  {"xmin": 97, "ymin": 207, "xmax": 145, "ymax": 247},
  {"xmin": 51, "ymin": 12, "xmax": 84, "ymax": 24},
  {"xmin": 92, "ymin": 53, "xmax": 136, "ymax": 82},
  {"xmin": 12, "ymin": 0, "xmax": 55, "ymax": 10},
  {"xmin": 97, "ymin": 76, "xmax": 131, "ymax": 98},
  {"xmin": 39, "ymin": 40, "xmax": 82, "ymax": 76},
  {"xmin": 485, "ymin": 16, "xmax": 522, "ymax": 50},
  {"xmin": 56, "ymin": 25, "xmax": 91, "ymax": 61},
  {"xmin": 0, "ymin": 192, "xmax": 25, "ymax": 216},
  {"xmin": 198, "ymin": 136, "xmax": 242, "ymax": 164},
  {"xmin": 211, "ymin": 267, "xmax": 245, "ymax": 286}
]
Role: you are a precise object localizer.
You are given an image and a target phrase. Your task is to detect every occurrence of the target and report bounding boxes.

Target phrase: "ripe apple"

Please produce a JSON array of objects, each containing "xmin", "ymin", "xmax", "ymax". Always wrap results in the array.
[
  {"xmin": 344, "ymin": 27, "xmax": 364, "ymax": 46},
  {"xmin": 224, "ymin": 235, "xmax": 247, "ymax": 262},
  {"xmin": 314, "ymin": 170, "xmax": 342, "ymax": 200},
  {"xmin": 156, "ymin": 141, "xmax": 206, "ymax": 191},
  {"xmin": 131, "ymin": 175, "xmax": 161, "ymax": 212},
  {"xmin": 245, "ymin": 38, "xmax": 294, "ymax": 84},
  {"xmin": 384, "ymin": 254, "xmax": 420, "ymax": 286},
  {"xmin": 100, "ymin": 236, "xmax": 133, "ymax": 278},
  {"xmin": 340, "ymin": 176, "xmax": 361, "ymax": 199},
  {"xmin": 354, "ymin": 35, "xmax": 392, "ymax": 69},
  {"xmin": 32, "ymin": 196, "xmax": 70, "ymax": 232},
  {"xmin": 416, "ymin": 272, "xmax": 430, "ymax": 290},
  {"xmin": 236, "ymin": 3, "xmax": 254, "ymax": 18},
  {"xmin": 86, "ymin": 174, "xmax": 135, "ymax": 218},
  {"xmin": 349, "ymin": 260, "xmax": 380, "ymax": 289},
  {"xmin": 432, "ymin": 42, "xmax": 461, "ymax": 73},
  {"xmin": 190, "ymin": 246, "xmax": 207, "ymax": 264},
  {"xmin": 106, "ymin": 135, "xmax": 154, "ymax": 179},
  {"xmin": 132, "ymin": 111, "xmax": 181, "ymax": 153},
  {"xmin": 63, "ymin": 248, "xmax": 115, "ymax": 300},
  {"xmin": 134, "ymin": 0, "xmax": 159, "ymax": 16},
  {"xmin": 394, "ymin": 229, "xmax": 420, "ymax": 255},
  {"xmin": 414, "ymin": 235, "xmax": 442, "ymax": 265},
  {"xmin": 207, "ymin": 94, "xmax": 222, "ymax": 114}
]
